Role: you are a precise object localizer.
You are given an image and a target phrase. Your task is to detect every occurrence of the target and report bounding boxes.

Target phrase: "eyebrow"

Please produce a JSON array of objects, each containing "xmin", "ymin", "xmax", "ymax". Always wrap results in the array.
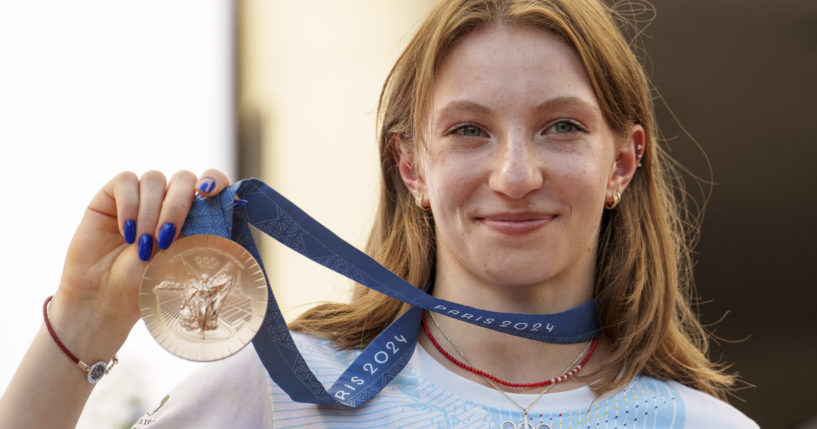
[
  {"xmin": 434, "ymin": 96, "xmax": 600, "ymax": 118},
  {"xmin": 534, "ymin": 96, "xmax": 601, "ymax": 115},
  {"xmin": 434, "ymin": 100, "xmax": 493, "ymax": 117}
]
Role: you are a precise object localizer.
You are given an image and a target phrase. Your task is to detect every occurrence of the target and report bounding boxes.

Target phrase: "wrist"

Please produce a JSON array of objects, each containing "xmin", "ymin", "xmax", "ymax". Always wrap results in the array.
[
  {"xmin": 45, "ymin": 292, "xmax": 135, "ymax": 370},
  {"xmin": 43, "ymin": 296, "xmax": 121, "ymax": 383}
]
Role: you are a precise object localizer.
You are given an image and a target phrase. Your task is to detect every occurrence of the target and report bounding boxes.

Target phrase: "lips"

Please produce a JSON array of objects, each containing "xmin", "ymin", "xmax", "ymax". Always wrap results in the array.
[{"xmin": 476, "ymin": 212, "xmax": 556, "ymax": 235}]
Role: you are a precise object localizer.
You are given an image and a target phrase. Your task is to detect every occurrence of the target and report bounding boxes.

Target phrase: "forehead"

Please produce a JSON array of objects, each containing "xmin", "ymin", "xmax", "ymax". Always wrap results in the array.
[{"xmin": 431, "ymin": 23, "xmax": 600, "ymax": 115}]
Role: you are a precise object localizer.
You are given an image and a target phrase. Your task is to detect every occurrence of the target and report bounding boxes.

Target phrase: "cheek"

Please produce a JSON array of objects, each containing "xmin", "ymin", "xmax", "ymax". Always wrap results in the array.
[
  {"xmin": 554, "ymin": 151, "xmax": 614, "ymax": 205},
  {"xmin": 424, "ymin": 152, "xmax": 482, "ymax": 202},
  {"xmin": 576, "ymin": 164, "xmax": 609, "ymax": 194}
]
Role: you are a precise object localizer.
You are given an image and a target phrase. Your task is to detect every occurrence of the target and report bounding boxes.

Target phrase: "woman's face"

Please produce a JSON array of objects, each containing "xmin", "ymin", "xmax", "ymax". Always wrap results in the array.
[{"xmin": 401, "ymin": 24, "xmax": 639, "ymax": 303}]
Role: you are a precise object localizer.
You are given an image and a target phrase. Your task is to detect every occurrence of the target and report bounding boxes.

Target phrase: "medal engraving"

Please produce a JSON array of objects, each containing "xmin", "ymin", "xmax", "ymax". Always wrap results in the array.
[
  {"xmin": 156, "ymin": 258, "xmax": 241, "ymax": 339},
  {"xmin": 140, "ymin": 235, "xmax": 268, "ymax": 361}
]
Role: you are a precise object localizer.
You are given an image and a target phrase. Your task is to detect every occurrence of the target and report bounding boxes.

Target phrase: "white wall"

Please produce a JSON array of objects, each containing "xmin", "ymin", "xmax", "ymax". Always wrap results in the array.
[{"xmin": 0, "ymin": 1, "xmax": 234, "ymax": 427}]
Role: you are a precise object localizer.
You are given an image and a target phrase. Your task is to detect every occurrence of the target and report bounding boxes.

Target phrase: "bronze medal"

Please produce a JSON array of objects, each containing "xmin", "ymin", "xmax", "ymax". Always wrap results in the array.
[{"xmin": 139, "ymin": 235, "xmax": 268, "ymax": 361}]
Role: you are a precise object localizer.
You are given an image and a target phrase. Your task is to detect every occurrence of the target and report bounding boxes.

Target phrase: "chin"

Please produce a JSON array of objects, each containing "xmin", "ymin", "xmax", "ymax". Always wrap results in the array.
[{"xmin": 482, "ymin": 265, "xmax": 560, "ymax": 289}]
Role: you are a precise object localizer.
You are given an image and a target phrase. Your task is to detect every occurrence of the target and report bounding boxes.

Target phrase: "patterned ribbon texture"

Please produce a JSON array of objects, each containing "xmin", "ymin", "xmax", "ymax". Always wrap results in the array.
[{"xmin": 180, "ymin": 179, "xmax": 600, "ymax": 407}]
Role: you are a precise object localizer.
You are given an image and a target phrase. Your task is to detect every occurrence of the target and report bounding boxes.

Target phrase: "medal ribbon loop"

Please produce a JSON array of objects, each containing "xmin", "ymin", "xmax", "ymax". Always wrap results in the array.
[{"xmin": 180, "ymin": 179, "xmax": 600, "ymax": 407}]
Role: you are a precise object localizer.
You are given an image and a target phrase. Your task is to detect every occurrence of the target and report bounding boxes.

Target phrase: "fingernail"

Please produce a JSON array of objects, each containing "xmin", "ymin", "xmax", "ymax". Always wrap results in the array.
[
  {"xmin": 232, "ymin": 198, "xmax": 248, "ymax": 208},
  {"xmin": 138, "ymin": 234, "xmax": 153, "ymax": 261},
  {"xmin": 123, "ymin": 220, "xmax": 136, "ymax": 244},
  {"xmin": 157, "ymin": 223, "xmax": 176, "ymax": 250},
  {"xmin": 197, "ymin": 177, "xmax": 216, "ymax": 194}
]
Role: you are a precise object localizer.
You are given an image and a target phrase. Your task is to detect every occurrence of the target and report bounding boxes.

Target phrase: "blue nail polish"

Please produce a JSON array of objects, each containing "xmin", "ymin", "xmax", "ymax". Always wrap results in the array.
[
  {"xmin": 138, "ymin": 234, "xmax": 153, "ymax": 261},
  {"xmin": 198, "ymin": 177, "xmax": 216, "ymax": 194},
  {"xmin": 123, "ymin": 220, "xmax": 136, "ymax": 244},
  {"xmin": 157, "ymin": 223, "xmax": 176, "ymax": 250},
  {"xmin": 232, "ymin": 198, "xmax": 248, "ymax": 208}
]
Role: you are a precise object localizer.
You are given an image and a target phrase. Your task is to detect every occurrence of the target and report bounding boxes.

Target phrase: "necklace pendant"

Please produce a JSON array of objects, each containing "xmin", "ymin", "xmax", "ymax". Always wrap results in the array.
[{"xmin": 500, "ymin": 415, "xmax": 553, "ymax": 429}]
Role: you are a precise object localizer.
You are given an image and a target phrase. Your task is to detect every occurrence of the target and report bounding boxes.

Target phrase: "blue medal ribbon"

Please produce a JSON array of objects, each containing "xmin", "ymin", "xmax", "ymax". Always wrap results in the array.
[{"xmin": 181, "ymin": 178, "xmax": 600, "ymax": 407}]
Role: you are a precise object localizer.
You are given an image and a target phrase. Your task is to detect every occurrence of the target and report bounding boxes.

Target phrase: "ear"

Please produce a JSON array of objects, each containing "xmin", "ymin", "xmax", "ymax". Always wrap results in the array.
[
  {"xmin": 606, "ymin": 124, "xmax": 644, "ymax": 202},
  {"xmin": 391, "ymin": 134, "xmax": 428, "ymax": 204}
]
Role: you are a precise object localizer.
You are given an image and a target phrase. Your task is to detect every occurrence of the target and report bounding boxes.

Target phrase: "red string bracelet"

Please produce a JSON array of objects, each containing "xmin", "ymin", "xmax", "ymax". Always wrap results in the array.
[
  {"xmin": 43, "ymin": 295, "xmax": 118, "ymax": 384},
  {"xmin": 422, "ymin": 312, "xmax": 598, "ymax": 389}
]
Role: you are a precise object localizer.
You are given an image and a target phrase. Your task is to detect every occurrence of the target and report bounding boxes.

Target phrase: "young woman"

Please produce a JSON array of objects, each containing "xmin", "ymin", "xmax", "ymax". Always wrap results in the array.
[{"xmin": 0, "ymin": 0, "xmax": 757, "ymax": 427}]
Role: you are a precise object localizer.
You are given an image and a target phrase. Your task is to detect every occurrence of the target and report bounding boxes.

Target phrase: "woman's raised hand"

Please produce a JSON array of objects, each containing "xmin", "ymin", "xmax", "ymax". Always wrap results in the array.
[
  {"xmin": 0, "ymin": 169, "xmax": 230, "ymax": 429},
  {"xmin": 52, "ymin": 169, "xmax": 231, "ymax": 350}
]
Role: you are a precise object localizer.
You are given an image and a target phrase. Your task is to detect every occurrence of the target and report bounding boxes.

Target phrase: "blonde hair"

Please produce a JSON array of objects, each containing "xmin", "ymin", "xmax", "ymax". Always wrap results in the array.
[{"xmin": 290, "ymin": 0, "xmax": 735, "ymax": 399}]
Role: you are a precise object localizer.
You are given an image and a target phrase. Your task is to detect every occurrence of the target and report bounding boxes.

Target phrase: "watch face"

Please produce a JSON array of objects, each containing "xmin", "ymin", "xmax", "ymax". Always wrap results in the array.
[
  {"xmin": 88, "ymin": 361, "xmax": 107, "ymax": 384},
  {"xmin": 139, "ymin": 235, "xmax": 269, "ymax": 362}
]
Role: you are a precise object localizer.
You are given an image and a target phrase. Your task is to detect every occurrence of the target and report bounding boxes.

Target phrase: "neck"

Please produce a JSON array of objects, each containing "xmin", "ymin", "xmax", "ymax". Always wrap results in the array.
[{"xmin": 432, "ymin": 244, "xmax": 597, "ymax": 315}]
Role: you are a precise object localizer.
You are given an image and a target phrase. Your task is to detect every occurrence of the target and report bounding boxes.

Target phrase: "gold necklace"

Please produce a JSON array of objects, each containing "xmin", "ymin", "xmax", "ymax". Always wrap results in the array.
[{"xmin": 427, "ymin": 312, "xmax": 593, "ymax": 429}]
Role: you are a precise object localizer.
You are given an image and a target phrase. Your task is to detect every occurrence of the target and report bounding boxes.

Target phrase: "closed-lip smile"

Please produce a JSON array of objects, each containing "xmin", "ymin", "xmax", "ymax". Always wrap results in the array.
[{"xmin": 476, "ymin": 212, "xmax": 556, "ymax": 235}]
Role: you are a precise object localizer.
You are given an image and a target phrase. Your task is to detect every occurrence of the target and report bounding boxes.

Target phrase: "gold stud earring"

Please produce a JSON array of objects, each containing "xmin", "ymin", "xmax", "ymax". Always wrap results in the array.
[
  {"xmin": 414, "ymin": 193, "xmax": 423, "ymax": 208},
  {"xmin": 605, "ymin": 191, "xmax": 621, "ymax": 210},
  {"xmin": 414, "ymin": 192, "xmax": 430, "ymax": 211}
]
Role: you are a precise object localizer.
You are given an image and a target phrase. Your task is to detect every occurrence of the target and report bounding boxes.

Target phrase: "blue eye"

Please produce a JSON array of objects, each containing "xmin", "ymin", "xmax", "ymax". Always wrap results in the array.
[
  {"xmin": 451, "ymin": 124, "xmax": 487, "ymax": 137},
  {"xmin": 549, "ymin": 120, "xmax": 584, "ymax": 134}
]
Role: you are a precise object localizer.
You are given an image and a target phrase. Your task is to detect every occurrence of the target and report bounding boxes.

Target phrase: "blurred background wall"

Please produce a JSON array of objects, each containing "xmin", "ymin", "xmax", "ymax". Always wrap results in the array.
[
  {"xmin": 236, "ymin": 0, "xmax": 436, "ymax": 319},
  {"xmin": 640, "ymin": 1, "xmax": 816, "ymax": 427}
]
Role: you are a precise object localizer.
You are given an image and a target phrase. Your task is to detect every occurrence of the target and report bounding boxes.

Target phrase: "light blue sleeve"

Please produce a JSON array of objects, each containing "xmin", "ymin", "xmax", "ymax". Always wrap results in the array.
[{"xmin": 669, "ymin": 381, "xmax": 758, "ymax": 429}]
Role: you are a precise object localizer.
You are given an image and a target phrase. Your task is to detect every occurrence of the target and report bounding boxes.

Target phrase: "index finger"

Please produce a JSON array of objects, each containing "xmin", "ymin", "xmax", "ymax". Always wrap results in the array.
[{"xmin": 88, "ymin": 171, "xmax": 139, "ymax": 243}]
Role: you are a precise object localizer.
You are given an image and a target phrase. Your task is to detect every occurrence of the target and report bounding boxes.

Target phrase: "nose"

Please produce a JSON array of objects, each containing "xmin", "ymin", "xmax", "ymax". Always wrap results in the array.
[{"xmin": 488, "ymin": 136, "xmax": 543, "ymax": 199}]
